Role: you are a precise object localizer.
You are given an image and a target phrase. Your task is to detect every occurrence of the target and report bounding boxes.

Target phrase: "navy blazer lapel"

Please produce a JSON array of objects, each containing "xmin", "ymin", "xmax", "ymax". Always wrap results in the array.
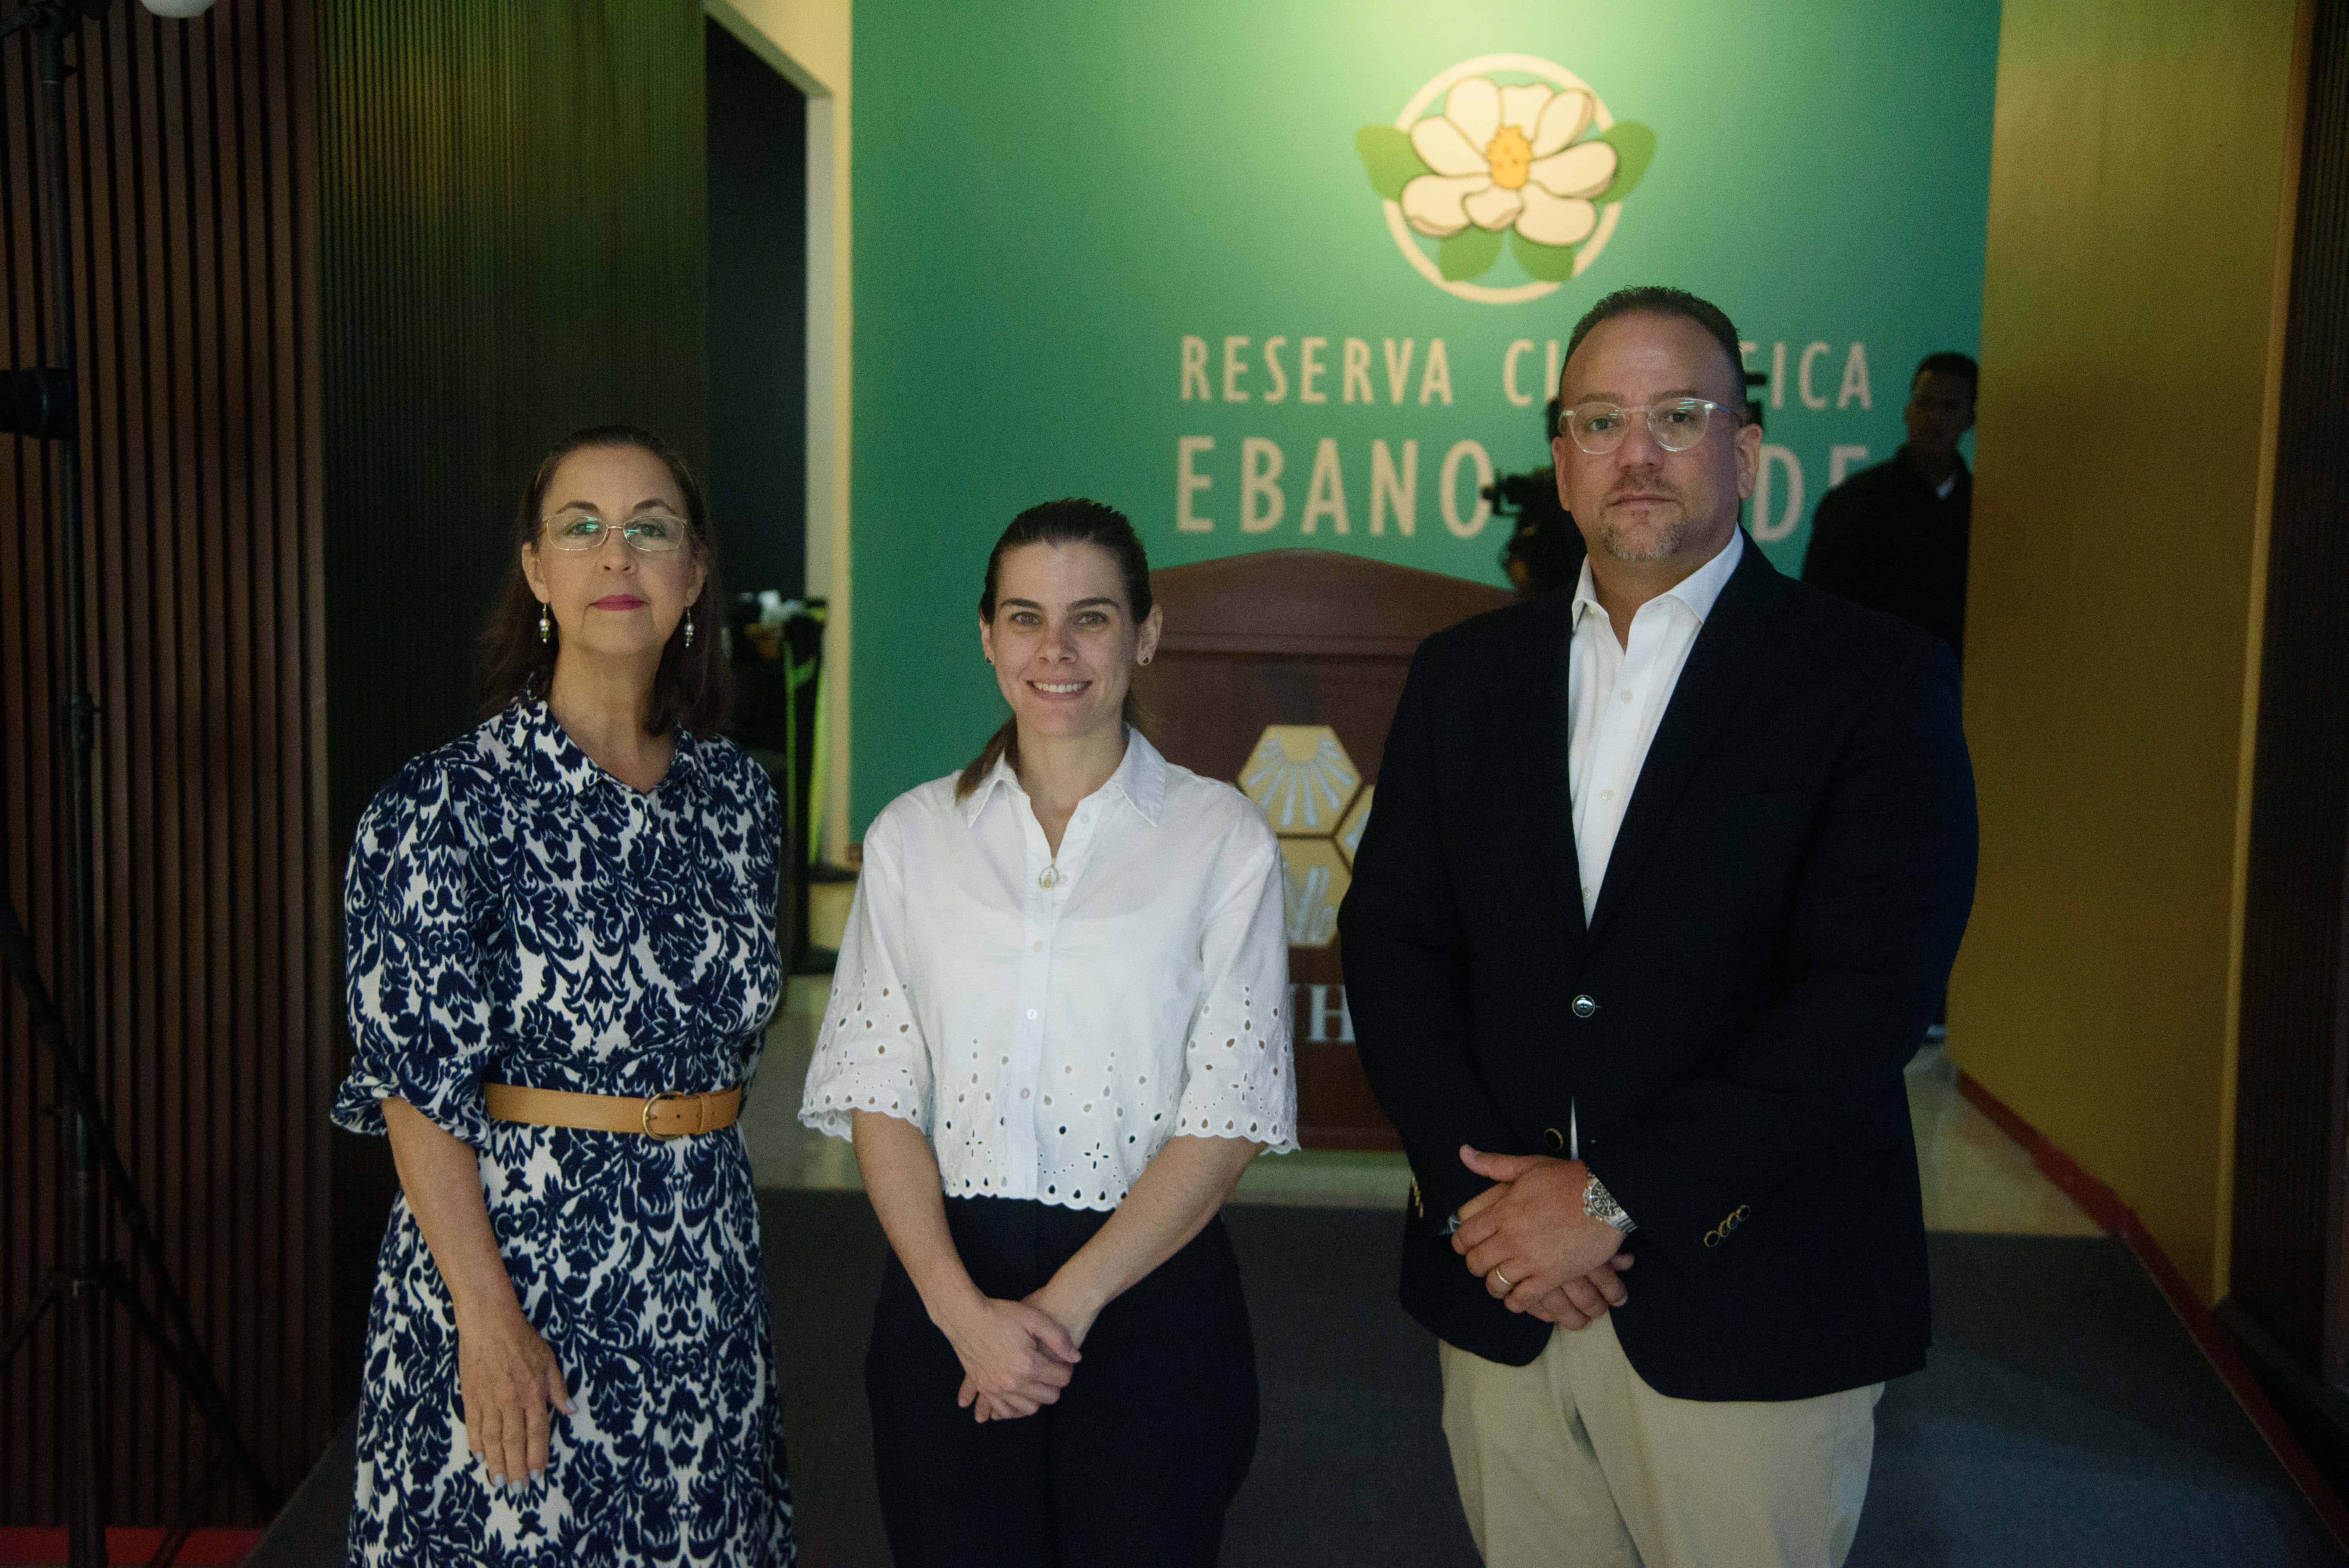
[
  {"xmin": 1516, "ymin": 596, "xmax": 1589, "ymax": 948},
  {"xmin": 1586, "ymin": 536, "xmax": 1791, "ymax": 939}
]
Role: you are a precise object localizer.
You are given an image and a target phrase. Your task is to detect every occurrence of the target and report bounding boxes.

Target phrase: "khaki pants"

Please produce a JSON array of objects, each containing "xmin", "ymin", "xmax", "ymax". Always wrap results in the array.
[{"xmin": 1439, "ymin": 1314, "xmax": 1880, "ymax": 1568}]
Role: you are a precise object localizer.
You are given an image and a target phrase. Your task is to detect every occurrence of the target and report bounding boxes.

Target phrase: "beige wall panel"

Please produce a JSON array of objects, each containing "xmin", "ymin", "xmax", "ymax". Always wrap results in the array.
[{"xmin": 1955, "ymin": 0, "xmax": 2306, "ymax": 1300}]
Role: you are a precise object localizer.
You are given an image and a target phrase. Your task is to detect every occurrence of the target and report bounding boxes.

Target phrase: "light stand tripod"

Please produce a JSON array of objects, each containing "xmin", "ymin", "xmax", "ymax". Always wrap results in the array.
[{"xmin": 0, "ymin": 3, "xmax": 281, "ymax": 1564}]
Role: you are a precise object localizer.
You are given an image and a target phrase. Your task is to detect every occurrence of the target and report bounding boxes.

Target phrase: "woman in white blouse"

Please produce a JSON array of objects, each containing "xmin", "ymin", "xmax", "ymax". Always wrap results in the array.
[{"xmin": 800, "ymin": 498, "xmax": 1295, "ymax": 1564}]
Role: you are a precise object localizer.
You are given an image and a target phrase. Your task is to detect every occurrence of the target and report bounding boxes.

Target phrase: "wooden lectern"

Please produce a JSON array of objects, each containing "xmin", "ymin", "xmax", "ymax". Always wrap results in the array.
[{"xmin": 1134, "ymin": 549, "xmax": 1512, "ymax": 1149}]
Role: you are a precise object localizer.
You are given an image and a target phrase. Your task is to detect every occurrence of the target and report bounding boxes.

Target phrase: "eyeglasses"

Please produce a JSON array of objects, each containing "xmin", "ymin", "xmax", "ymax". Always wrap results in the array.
[
  {"xmin": 1557, "ymin": 397, "xmax": 1740, "ymax": 456},
  {"xmin": 540, "ymin": 512, "xmax": 690, "ymax": 554}
]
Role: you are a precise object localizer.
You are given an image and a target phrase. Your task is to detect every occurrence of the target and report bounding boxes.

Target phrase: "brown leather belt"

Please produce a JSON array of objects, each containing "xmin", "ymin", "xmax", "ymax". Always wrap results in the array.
[{"xmin": 483, "ymin": 1082, "xmax": 741, "ymax": 1140}]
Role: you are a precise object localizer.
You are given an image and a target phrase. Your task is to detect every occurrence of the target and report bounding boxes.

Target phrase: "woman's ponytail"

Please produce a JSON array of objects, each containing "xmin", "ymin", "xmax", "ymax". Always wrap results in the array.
[{"xmin": 956, "ymin": 719, "xmax": 1018, "ymax": 799}]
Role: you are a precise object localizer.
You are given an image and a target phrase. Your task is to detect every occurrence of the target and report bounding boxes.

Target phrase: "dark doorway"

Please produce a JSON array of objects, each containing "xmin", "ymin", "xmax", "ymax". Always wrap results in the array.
[
  {"xmin": 706, "ymin": 18, "xmax": 808, "ymax": 599},
  {"xmin": 2221, "ymin": 0, "xmax": 2349, "ymax": 1499}
]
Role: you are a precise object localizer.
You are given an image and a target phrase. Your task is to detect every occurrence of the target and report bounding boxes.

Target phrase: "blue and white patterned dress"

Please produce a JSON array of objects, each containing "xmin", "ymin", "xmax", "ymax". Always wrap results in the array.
[{"xmin": 331, "ymin": 698, "xmax": 794, "ymax": 1566}]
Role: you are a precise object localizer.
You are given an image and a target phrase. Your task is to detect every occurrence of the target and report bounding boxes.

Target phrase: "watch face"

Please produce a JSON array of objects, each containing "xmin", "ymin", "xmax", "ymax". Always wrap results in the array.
[{"xmin": 1583, "ymin": 1173, "xmax": 1633, "ymax": 1232}]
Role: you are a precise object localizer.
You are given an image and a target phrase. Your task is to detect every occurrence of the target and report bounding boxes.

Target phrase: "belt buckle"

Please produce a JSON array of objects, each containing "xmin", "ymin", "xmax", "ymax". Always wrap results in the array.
[{"xmin": 642, "ymin": 1089, "xmax": 693, "ymax": 1140}]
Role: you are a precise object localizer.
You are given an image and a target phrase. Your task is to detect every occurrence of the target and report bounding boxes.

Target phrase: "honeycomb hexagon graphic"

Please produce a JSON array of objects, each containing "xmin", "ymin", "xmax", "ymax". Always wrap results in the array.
[
  {"xmin": 1336, "ymin": 785, "xmax": 1374, "ymax": 867},
  {"xmin": 1239, "ymin": 724, "xmax": 1364, "ymax": 949},
  {"xmin": 1278, "ymin": 838, "xmax": 1352, "ymax": 949},
  {"xmin": 1241, "ymin": 725, "xmax": 1361, "ymax": 834}
]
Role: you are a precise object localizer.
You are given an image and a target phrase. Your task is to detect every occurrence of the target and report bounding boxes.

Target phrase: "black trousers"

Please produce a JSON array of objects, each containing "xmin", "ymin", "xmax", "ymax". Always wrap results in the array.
[{"xmin": 866, "ymin": 1196, "xmax": 1259, "ymax": 1567}]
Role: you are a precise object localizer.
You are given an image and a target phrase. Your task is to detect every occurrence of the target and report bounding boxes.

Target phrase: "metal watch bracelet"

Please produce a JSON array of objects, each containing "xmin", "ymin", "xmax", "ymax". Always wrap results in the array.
[{"xmin": 1584, "ymin": 1171, "xmax": 1636, "ymax": 1233}]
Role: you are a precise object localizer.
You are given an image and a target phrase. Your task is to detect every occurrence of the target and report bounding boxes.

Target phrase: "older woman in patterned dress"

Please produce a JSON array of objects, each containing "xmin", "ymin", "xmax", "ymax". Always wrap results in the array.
[{"xmin": 331, "ymin": 427, "xmax": 793, "ymax": 1565}]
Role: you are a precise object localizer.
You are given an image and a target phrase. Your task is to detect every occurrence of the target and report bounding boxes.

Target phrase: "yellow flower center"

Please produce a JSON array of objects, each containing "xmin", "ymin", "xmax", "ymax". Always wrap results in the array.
[{"xmin": 1485, "ymin": 125, "xmax": 1533, "ymax": 190}]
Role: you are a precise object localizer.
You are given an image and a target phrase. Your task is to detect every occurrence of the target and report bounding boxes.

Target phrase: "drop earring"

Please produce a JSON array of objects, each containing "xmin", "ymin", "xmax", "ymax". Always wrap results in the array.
[
  {"xmin": 683, "ymin": 608, "xmax": 695, "ymax": 649},
  {"xmin": 538, "ymin": 605, "xmax": 551, "ymax": 644}
]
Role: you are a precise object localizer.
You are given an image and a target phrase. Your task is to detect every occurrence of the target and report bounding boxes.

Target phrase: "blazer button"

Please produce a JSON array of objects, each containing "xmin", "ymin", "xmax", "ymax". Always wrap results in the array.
[
  {"xmin": 1571, "ymin": 994, "xmax": 1599, "ymax": 1019},
  {"xmin": 1543, "ymin": 1127, "xmax": 1565, "ymax": 1153}
]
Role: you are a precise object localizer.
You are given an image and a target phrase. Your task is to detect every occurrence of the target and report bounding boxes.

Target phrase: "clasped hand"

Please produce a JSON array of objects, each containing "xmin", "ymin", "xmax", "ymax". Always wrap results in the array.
[
  {"xmin": 945, "ymin": 1289, "xmax": 1088, "ymax": 1423},
  {"xmin": 1452, "ymin": 1146, "xmax": 1633, "ymax": 1329}
]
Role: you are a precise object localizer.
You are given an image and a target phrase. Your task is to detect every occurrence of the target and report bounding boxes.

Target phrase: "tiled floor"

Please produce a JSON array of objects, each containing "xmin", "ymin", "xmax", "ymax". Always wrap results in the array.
[{"xmin": 743, "ymin": 975, "xmax": 2099, "ymax": 1237}]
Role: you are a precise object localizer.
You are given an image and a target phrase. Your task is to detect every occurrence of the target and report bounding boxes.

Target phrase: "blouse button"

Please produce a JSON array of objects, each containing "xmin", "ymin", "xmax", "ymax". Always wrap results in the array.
[{"xmin": 1027, "ymin": 1009, "xmax": 1038, "ymax": 1020}]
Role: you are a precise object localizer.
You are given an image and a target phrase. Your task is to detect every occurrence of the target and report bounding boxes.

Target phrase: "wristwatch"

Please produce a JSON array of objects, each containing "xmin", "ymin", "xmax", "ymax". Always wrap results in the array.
[
  {"xmin": 1584, "ymin": 1171, "xmax": 1636, "ymax": 1234},
  {"xmin": 1431, "ymin": 1170, "xmax": 1636, "ymax": 1235}
]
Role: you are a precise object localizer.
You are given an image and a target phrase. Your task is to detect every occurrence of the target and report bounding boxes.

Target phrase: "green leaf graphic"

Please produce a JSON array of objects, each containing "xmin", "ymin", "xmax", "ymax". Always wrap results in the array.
[
  {"xmin": 1596, "ymin": 121, "xmax": 1657, "ymax": 205},
  {"xmin": 1511, "ymin": 230, "xmax": 1577, "ymax": 283},
  {"xmin": 1438, "ymin": 226, "xmax": 1504, "ymax": 282},
  {"xmin": 1356, "ymin": 125, "xmax": 1429, "ymax": 201}
]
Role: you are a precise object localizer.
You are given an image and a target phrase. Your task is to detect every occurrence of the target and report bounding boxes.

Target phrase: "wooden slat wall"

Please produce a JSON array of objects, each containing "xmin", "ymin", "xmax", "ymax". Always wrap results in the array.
[
  {"xmin": 0, "ymin": 0, "xmax": 328, "ymax": 1529},
  {"xmin": 315, "ymin": 0, "xmax": 709, "ymax": 872},
  {"xmin": 2229, "ymin": 0, "xmax": 2349, "ymax": 1382}
]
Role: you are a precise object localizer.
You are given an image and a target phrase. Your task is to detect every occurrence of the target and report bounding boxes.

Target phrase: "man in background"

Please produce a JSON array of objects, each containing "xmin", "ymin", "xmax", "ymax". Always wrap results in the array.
[
  {"xmin": 1801, "ymin": 352, "xmax": 1978, "ymax": 662},
  {"xmin": 1497, "ymin": 397, "xmax": 1589, "ymax": 598}
]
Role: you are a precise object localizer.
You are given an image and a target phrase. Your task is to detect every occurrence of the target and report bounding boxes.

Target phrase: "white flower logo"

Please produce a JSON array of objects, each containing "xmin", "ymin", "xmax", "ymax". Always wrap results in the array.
[
  {"xmin": 1357, "ymin": 54, "xmax": 1655, "ymax": 305},
  {"xmin": 1401, "ymin": 78, "xmax": 1616, "ymax": 249}
]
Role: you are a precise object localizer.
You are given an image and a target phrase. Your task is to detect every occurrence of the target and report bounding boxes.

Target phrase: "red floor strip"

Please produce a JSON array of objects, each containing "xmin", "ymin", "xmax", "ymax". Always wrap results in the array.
[
  {"xmin": 1956, "ymin": 1069, "xmax": 2349, "ymax": 1557},
  {"xmin": 0, "ymin": 1527, "xmax": 263, "ymax": 1565}
]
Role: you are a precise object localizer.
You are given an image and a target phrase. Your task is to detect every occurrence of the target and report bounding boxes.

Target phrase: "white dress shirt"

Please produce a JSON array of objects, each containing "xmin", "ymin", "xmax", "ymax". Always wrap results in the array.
[
  {"xmin": 1566, "ymin": 528, "xmax": 1744, "ymax": 921},
  {"xmin": 799, "ymin": 728, "xmax": 1297, "ymax": 1210}
]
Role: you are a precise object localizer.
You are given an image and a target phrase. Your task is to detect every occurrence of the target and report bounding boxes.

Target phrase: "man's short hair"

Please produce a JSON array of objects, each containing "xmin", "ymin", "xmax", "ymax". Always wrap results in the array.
[
  {"xmin": 1913, "ymin": 351, "xmax": 1979, "ymax": 404},
  {"xmin": 1561, "ymin": 285, "xmax": 1748, "ymax": 412}
]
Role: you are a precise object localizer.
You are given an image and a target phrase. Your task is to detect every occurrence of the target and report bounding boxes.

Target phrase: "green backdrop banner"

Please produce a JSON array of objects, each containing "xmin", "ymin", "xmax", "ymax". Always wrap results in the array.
[{"xmin": 850, "ymin": 0, "xmax": 2000, "ymax": 827}]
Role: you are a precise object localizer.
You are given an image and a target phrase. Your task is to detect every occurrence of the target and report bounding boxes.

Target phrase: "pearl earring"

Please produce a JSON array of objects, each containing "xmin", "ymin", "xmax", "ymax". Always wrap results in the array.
[
  {"xmin": 538, "ymin": 605, "xmax": 551, "ymax": 644},
  {"xmin": 683, "ymin": 608, "xmax": 695, "ymax": 649}
]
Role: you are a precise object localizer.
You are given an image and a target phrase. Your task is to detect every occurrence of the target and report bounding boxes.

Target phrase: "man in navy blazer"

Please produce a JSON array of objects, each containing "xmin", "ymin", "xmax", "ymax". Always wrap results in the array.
[{"xmin": 1340, "ymin": 287, "xmax": 1977, "ymax": 1568}]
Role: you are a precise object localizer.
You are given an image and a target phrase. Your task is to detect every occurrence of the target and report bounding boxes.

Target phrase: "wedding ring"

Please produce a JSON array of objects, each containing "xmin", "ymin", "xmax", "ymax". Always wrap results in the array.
[{"xmin": 1492, "ymin": 1269, "xmax": 1513, "ymax": 1290}]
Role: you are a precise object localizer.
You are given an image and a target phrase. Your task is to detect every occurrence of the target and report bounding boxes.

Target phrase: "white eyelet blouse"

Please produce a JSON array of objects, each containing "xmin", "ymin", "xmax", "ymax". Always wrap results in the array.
[{"xmin": 798, "ymin": 728, "xmax": 1297, "ymax": 1210}]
